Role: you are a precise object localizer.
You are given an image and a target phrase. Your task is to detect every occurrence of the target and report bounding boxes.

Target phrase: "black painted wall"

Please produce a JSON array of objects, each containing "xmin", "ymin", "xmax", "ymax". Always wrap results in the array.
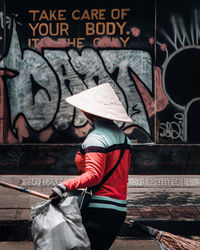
[{"xmin": 0, "ymin": 0, "xmax": 200, "ymax": 175}]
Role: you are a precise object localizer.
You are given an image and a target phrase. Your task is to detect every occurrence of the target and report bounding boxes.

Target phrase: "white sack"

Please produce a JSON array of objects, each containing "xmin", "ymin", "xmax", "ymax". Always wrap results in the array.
[{"xmin": 31, "ymin": 196, "xmax": 90, "ymax": 250}]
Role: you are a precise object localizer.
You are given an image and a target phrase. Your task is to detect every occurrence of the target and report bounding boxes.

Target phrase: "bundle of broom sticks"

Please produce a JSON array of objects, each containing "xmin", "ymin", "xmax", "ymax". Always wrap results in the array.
[{"xmin": 0, "ymin": 180, "xmax": 200, "ymax": 250}]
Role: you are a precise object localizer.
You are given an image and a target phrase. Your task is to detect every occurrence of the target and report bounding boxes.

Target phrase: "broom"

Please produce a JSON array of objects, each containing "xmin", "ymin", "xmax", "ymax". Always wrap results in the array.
[
  {"xmin": 126, "ymin": 220, "xmax": 200, "ymax": 250},
  {"xmin": 1, "ymin": 181, "xmax": 200, "ymax": 250}
]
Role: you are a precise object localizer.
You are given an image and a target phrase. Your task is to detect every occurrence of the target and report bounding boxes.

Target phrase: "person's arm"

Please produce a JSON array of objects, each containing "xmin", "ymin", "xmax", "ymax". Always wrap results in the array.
[
  {"xmin": 62, "ymin": 152, "xmax": 106, "ymax": 191},
  {"xmin": 50, "ymin": 152, "xmax": 106, "ymax": 198},
  {"xmin": 50, "ymin": 133, "xmax": 107, "ymax": 198}
]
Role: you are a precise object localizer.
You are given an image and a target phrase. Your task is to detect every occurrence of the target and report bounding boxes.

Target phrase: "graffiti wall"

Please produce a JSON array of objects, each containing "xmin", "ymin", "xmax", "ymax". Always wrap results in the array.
[
  {"xmin": 156, "ymin": 0, "xmax": 200, "ymax": 143},
  {"xmin": 0, "ymin": 0, "xmax": 156, "ymax": 143},
  {"xmin": 0, "ymin": 0, "xmax": 199, "ymax": 144}
]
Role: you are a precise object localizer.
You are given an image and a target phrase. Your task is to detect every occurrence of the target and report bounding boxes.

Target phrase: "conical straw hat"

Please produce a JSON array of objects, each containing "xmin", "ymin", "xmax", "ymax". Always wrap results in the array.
[{"xmin": 65, "ymin": 83, "xmax": 132, "ymax": 123}]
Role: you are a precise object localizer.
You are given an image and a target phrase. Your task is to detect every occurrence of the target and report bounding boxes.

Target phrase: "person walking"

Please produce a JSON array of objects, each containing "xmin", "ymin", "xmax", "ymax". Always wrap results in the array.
[{"xmin": 50, "ymin": 83, "xmax": 132, "ymax": 250}]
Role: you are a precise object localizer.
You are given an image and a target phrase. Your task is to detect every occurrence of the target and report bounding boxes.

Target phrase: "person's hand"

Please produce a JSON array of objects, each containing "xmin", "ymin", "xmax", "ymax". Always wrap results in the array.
[
  {"xmin": 49, "ymin": 190, "xmax": 60, "ymax": 199},
  {"xmin": 49, "ymin": 191, "xmax": 62, "ymax": 205},
  {"xmin": 49, "ymin": 183, "xmax": 66, "ymax": 205}
]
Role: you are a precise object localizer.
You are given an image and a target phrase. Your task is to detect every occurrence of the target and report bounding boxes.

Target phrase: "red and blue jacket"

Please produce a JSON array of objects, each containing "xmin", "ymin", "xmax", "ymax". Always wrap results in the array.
[{"xmin": 60, "ymin": 118, "xmax": 132, "ymax": 212}]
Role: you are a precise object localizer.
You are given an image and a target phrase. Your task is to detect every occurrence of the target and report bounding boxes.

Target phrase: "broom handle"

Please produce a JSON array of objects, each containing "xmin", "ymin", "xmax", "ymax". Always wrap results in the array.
[
  {"xmin": 125, "ymin": 220, "xmax": 159, "ymax": 238},
  {"xmin": 0, "ymin": 181, "xmax": 49, "ymax": 200}
]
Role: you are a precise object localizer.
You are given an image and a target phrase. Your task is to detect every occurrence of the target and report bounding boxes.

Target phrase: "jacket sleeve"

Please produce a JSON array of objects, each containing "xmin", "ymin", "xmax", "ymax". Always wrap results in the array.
[{"xmin": 62, "ymin": 152, "xmax": 106, "ymax": 191}]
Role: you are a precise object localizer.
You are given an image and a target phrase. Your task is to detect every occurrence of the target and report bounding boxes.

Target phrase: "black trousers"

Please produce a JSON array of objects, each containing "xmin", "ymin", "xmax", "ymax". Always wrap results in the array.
[{"xmin": 82, "ymin": 208, "xmax": 126, "ymax": 250}]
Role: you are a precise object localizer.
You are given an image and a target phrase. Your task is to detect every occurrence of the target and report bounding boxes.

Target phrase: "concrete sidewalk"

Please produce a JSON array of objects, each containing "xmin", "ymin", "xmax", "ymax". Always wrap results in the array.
[
  {"xmin": 0, "ymin": 175, "xmax": 200, "ymax": 241},
  {"xmin": 0, "ymin": 239, "xmax": 161, "ymax": 250}
]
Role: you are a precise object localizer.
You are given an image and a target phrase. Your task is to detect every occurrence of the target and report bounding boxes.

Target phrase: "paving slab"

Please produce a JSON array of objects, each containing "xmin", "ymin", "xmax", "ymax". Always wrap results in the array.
[
  {"xmin": 0, "ymin": 239, "xmax": 161, "ymax": 250},
  {"xmin": 0, "ymin": 175, "xmax": 200, "ymax": 241}
]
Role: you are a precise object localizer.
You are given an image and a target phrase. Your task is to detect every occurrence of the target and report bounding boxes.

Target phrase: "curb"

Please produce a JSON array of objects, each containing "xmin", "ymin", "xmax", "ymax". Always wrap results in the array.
[{"xmin": 0, "ymin": 219, "xmax": 199, "ymax": 241}]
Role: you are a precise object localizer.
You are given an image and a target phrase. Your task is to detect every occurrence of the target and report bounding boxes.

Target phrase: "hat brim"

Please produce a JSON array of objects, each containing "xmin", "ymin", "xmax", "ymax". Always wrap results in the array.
[{"xmin": 65, "ymin": 83, "xmax": 133, "ymax": 123}]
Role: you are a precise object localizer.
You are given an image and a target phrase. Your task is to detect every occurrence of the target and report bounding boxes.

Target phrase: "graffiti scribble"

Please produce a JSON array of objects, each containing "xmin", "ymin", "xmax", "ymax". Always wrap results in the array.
[
  {"xmin": 7, "ymin": 150, "xmax": 25, "ymax": 171},
  {"xmin": 36, "ymin": 37, "xmax": 69, "ymax": 52},
  {"xmin": 95, "ymin": 36, "xmax": 121, "ymax": 48},
  {"xmin": 131, "ymin": 27, "xmax": 141, "ymax": 37},
  {"xmin": 129, "ymin": 66, "xmax": 168, "ymax": 118},
  {"xmin": 160, "ymin": 113, "xmax": 184, "ymax": 140}
]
